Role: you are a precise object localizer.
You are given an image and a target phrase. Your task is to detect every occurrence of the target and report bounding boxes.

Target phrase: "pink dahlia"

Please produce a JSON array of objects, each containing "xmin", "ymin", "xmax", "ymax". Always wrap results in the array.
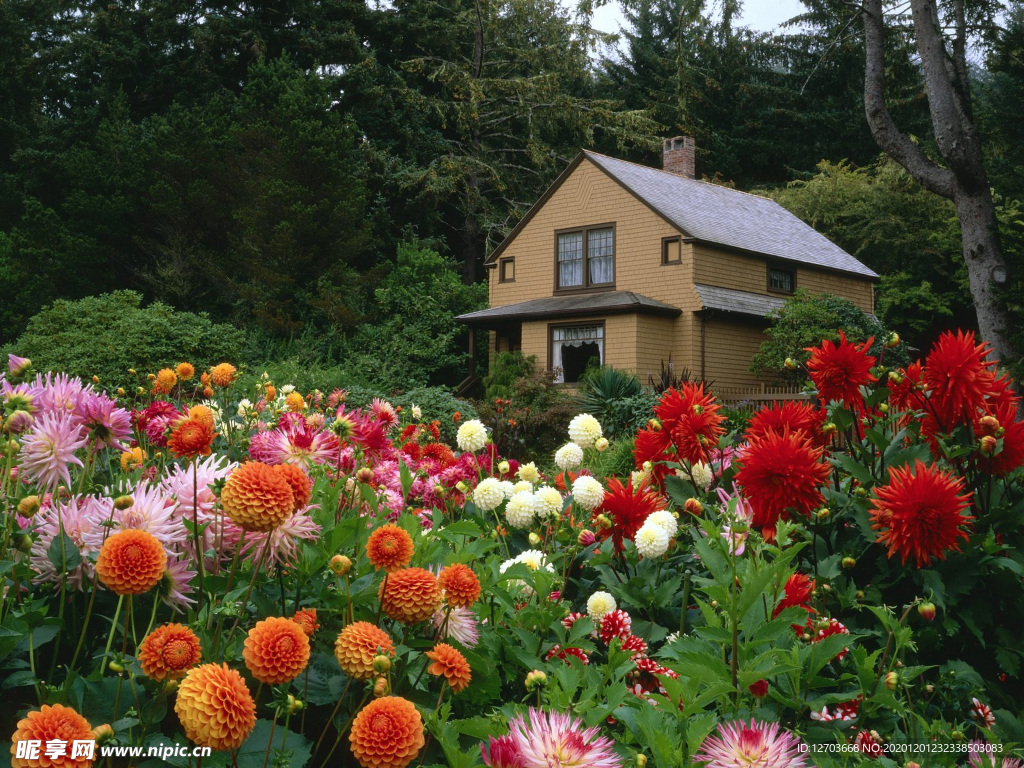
[
  {"xmin": 259, "ymin": 421, "xmax": 339, "ymax": 470},
  {"xmin": 19, "ymin": 411, "xmax": 89, "ymax": 489},
  {"xmin": 74, "ymin": 391, "xmax": 132, "ymax": 451},
  {"xmin": 82, "ymin": 481, "xmax": 186, "ymax": 553},
  {"xmin": 29, "ymin": 495, "xmax": 108, "ymax": 589},
  {"xmin": 160, "ymin": 556, "xmax": 197, "ymax": 612},
  {"xmin": 695, "ymin": 719, "xmax": 808, "ymax": 768},
  {"xmin": 32, "ymin": 372, "xmax": 90, "ymax": 416},
  {"xmin": 504, "ymin": 708, "xmax": 622, "ymax": 768},
  {"xmin": 241, "ymin": 511, "xmax": 321, "ymax": 568},
  {"xmin": 432, "ymin": 605, "xmax": 480, "ymax": 648},
  {"xmin": 482, "ymin": 735, "xmax": 525, "ymax": 768},
  {"xmin": 968, "ymin": 741, "xmax": 1024, "ymax": 768},
  {"xmin": 135, "ymin": 400, "xmax": 183, "ymax": 447},
  {"xmin": 371, "ymin": 398, "xmax": 398, "ymax": 429}
]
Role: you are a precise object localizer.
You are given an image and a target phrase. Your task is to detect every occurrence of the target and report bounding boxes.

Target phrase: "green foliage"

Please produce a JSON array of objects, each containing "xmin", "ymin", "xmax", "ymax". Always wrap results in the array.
[
  {"xmin": 579, "ymin": 367, "xmax": 657, "ymax": 438},
  {"xmin": 9, "ymin": 291, "xmax": 244, "ymax": 384},
  {"xmin": 751, "ymin": 290, "xmax": 908, "ymax": 383},
  {"xmin": 484, "ymin": 351, "xmax": 536, "ymax": 402}
]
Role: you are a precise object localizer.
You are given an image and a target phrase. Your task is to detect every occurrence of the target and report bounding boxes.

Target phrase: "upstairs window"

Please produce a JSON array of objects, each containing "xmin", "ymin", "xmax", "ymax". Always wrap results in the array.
[
  {"xmin": 662, "ymin": 236, "xmax": 682, "ymax": 265},
  {"xmin": 768, "ymin": 265, "xmax": 795, "ymax": 294},
  {"xmin": 557, "ymin": 225, "xmax": 615, "ymax": 290},
  {"xmin": 499, "ymin": 258, "xmax": 515, "ymax": 283}
]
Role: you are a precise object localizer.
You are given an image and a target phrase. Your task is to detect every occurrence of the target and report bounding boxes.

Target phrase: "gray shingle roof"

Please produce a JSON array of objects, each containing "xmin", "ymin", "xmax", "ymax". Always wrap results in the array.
[
  {"xmin": 456, "ymin": 291, "xmax": 681, "ymax": 326},
  {"xmin": 694, "ymin": 283, "xmax": 788, "ymax": 318},
  {"xmin": 584, "ymin": 152, "xmax": 879, "ymax": 279}
]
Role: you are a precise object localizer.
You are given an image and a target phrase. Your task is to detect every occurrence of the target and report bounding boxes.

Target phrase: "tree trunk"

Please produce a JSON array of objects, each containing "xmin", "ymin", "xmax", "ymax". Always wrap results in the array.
[{"xmin": 955, "ymin": 189, "xmax": 1013, "ymax": 361}]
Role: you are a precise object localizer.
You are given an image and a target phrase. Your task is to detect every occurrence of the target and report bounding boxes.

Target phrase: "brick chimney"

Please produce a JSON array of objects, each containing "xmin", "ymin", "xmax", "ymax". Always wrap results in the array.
[{"xmin": 663, "ymin": 136, "xmax": 695, "ymax": 179}]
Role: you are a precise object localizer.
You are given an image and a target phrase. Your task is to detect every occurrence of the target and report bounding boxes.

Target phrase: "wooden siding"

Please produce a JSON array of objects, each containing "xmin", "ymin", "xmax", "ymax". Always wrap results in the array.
[{"xmin": 700, "ymin": 316, "xmax": 772, "ymax": 390}]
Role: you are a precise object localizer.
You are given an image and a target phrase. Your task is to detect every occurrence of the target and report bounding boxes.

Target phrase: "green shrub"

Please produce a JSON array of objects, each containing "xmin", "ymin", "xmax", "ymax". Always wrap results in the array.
[
  {"xmin": 9, "ymin": 291, "xmax": 245, "ymax": 385},
  {"xmin": 484, "ymin": 351, "xmax": 535, "ymax": 401},
  {"xmin": 579, "ymin": 367, "xmax": 656, "ymax": 438}
]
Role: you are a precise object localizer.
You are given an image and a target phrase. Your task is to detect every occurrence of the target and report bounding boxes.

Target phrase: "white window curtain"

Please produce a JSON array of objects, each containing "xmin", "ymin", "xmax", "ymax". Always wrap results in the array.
[
  {"xmin": 557, "ymin": 233, "xmax": 583, "ymax": 287},
  {"xmin": 588, "ymin": 228, "xmax": 614, "ymax": 284},
  {"xmin": 551, "ymin": 325, "xmax": 604, "ymax": 384}
]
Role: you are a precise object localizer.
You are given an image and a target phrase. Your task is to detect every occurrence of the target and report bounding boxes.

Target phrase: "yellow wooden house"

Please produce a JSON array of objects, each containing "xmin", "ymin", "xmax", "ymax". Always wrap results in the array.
[{"xmin": 456, "ymin": 138, "xmax": 878, "ymax": 394}]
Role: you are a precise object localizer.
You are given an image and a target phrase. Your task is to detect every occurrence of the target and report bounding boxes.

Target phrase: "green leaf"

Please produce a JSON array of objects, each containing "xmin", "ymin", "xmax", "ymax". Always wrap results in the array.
[
  {"xmin": 47, "ymin": 532, "xmax": 82, "ymax": 572},
  {"xmin": 234, "ymin": 719, "xmax": 312, "ymax": 768}
]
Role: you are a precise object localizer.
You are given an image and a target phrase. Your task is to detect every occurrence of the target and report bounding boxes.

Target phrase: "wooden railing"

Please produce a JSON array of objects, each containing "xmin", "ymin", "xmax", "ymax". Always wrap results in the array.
[{"xmin": 713, "ymin": 384, "xmax": 812, "ymax": 407}]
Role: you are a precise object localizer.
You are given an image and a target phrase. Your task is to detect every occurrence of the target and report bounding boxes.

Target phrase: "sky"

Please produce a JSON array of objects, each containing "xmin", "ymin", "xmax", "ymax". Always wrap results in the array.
[{"xmin": 591, "ymin": 0, "xmax": 809, "ymax": 37}]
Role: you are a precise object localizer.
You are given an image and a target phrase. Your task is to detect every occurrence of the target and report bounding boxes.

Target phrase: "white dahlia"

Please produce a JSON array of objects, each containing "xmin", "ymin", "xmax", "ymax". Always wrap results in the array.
[
  {"xmin": 505, "ymin": 491, "xmax": 537, "ymax": 529},
  {"xmin": 554, "ymin": 442, "xmax": 583, "ymax": 471},
  {"xmin": 586, "ymin": 591, "xmax": 617, "ymax": 622},
  {"xmin": 517, "ymin": 462, "xmax": 540, "ymax": 484},
  {"xmin": 534, "ymin": 486, "xmax": 564, "ymax": 521},
  {"xmin": 645, "ymin": 510, "xmax": 679, "ymax": 538},
  {"xmin": 473, "ymin": 477, "xmax": 505, "ymax": 512},
  {"xmin": 456, "ymin": 419, "xmax": 488, "ymax": 452},
  {"xmin": 568, "ymin": 413, "xmax": 603, "ymax": 449},
  {"xmin": 635, "ymin": 521, "xmax": 670, "ymax": 558},
  {"xmin": 571, "ymin": 476, "xmax": 605, "ymax": 512}
]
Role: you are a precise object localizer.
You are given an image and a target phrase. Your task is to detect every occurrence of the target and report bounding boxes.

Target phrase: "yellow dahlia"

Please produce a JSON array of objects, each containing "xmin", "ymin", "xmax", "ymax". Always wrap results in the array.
[
  {"xmin": 138, "ymin": 623, "xmax": 202, "ymax": 682},
  {"xmin": 379, "ymin": 568, "xmax": 442, "ymax": 625},
  {"xmin": 120, "ymin": 446, "xmax": 147, "ymax": 473},
  {"xmin": 95, "ymin": 528, "xmax": 167, "ymax": 595},
  {"xmin": 242, "ymin": 617, "xmax": 310, "ymax": 685},
  {"xmin": 285, "ymin": 391, "xmax": 306, "ymax": 412},
  {"xmin": 349, "ymin": 697, "xmax": 424, "ymax": 768},
  {"xmin": 220, "ymin": 462, "xmax": 295, "ymax": 532},
  {"xmin": 155, "ymin": 368, "xmax": 177, "ymax": 392},
  {"xmin": 174, "ymin": 663, "xmax": 255, "ymax": 751},
  {"xmin": 176, "ymin": 362, "xmax": 195, "ymax": 381},
  {"xmin": 335, "ymin": 622, "xmax": 395, "ymax": 680}
]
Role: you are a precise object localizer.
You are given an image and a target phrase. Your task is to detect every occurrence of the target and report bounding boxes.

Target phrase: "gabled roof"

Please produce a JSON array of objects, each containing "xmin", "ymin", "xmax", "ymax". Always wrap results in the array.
[
  {"xmin": 694, "ymin": 283, "xmax": 788, "ymax": 319},
  {"xmin": 487, "ymin": 151, "xmax": 878, "ymax": 281},
  {"xmin": 455, "ymin": 291, "xmax": 681, "ymax": 327}
]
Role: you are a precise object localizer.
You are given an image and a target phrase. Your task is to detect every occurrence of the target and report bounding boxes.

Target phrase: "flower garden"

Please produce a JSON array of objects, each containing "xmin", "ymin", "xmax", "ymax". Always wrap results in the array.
[{"xmin": 2, "ymin": 330, "xmax": 1024, "ymax": 768}]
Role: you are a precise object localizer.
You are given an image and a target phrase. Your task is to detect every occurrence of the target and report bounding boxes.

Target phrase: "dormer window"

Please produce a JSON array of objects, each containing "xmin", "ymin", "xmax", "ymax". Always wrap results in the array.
[
  {"xmin": 768, "ymin": 265, "xmax": 795, "ymax": 294},
  {"xmin": 556, "ymin": 225, "xmax": 615, "ymax": 290}
]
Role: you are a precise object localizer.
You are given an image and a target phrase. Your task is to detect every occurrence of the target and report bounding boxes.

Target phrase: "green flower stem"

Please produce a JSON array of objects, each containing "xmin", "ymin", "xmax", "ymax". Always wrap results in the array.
[{"xmin": 100, "ymin": 594, "xmax": 125, "ymax": 675}]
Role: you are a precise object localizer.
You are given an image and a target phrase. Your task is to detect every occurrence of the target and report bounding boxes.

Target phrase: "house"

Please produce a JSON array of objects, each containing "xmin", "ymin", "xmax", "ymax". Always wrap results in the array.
[{"xmin": 456, "ymin": 138, "xmax": 878, "ymax": 393}]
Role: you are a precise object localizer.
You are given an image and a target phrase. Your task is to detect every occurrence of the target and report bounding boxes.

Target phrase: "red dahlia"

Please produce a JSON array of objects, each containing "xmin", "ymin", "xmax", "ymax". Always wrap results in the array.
[
  {"xmin": 746, "ymin": 401, "xmax": 826, "ymax": 446},
  {"xmin": 594, "ymin": 475, "xmax": 663, "ymax": 554},
  {"xmin": 735, "ymin": 429, "xmax": 831, "ymax": 536},
  {"xmin": 805, "ymin": 331, "xmax": 876, "ymax": 407},
  {"xmin": 656, "ymin": 383, "xmax": 726, "ymax": 465},
  {"xmin": 869, "ymin": 460, "xmax": 973, "ymax": 567},
  {"xmin": 922, "ymin": 330, "xmax": 995, "ymax": 429},
  {"xmin": 773, "ymin": 573, "xmax": 816, "ymax": 628}
]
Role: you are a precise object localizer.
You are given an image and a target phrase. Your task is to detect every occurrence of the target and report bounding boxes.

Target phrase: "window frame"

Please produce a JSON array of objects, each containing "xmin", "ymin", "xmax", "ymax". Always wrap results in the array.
[
  {"xmin": 767, "ymin": 264, "xmax": 796, "ymax": 294},
  {"xmin": 553, "ymin": 223, "xmax": 616, "ymax": 293},
  {"xmin": 661, "ymin": 236, "xmax": 683, "ymax": 265},
  {"xmin": 547, "ymin": 321, "xmax": 606, "ymax": 384},
  {"xmin": 498, "ymin": 257, "xmax": 515, "ymax": 283}
]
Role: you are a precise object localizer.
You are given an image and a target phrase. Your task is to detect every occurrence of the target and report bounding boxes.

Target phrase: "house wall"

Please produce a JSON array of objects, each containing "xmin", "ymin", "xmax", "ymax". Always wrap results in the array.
[{"xmin": 694, "ymin": 315, "xmax": 774, "ymax": 391}]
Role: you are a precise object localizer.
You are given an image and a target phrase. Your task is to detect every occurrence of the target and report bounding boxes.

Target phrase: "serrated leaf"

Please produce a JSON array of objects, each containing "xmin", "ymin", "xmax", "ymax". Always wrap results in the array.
[{"xmin": 47, "ymin": 532, "xmax": 82, "ymax": 572}]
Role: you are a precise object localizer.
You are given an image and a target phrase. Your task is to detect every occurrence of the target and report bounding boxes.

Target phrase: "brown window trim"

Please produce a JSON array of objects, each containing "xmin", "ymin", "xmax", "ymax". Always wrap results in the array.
[
  {"xmin": 498, "ymin": 257, "xmax": 515, "ymax": 283},
  {"xmin": 547, "ymin": 320, "xmax": 606, "ymax": 385},
  {"xmin": 766, "ymin": 263, "xmax": 796, "ymax": 294},
  {"xmin": 661, "ymin": 236, "xmax": 682, "ymax": 265},
  {"xmin": 554, "ymin": 223, "xmax": 616, "ymax": 294}
]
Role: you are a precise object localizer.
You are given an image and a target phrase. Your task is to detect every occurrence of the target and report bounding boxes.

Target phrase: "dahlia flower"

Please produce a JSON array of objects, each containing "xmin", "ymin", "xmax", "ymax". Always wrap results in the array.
[
  {"xmin": 29, "ymin": 495, "xmax": 107, "ymax": 589},
  {"xmin": 502, "ymin": 708, "xmax": 622, "ymax": 768},
  {"xmin": 568, "ymin": 413, "xmax": 603, "ymax": 449},
  {"xmin": 505, "ymin": 491, "xmax": 536, "ymax": 529},
  {"xmin": 209, "ymin": 363, "xmax": 237, "ymax": 388},
  {"xmin": 168, "ymin": 416, "xmax": 215, "ymax": 460},
  {"xmin": 379, "ymin": 567, "xmax": 443, "ymax": 624},
  {"xmin": 690, "ymin": 460, "xmax": 714, "ymax": 490},
  {"xmin": 512, "ymin": 480, "xmax": 533, "ymax": 495},
  {"xmin": 32, "ymin": 372, "xmax": 89, "ymax": 416},
  {"xmin": 18, "ymin": 411, "xmax": 89, "ymax": 490},
  {"xmin": 241, "ymin": 510, "xmax": 321, "ymax": 568},
  {"xmin": 426, "ymin": 642, "xmax": 472, "ymax": 693},
  {"xmin": 533, "ymin": 486, "xmax": 563, "ymax": 520},
  {"xmin": 968, "ymin": 741, "xmax": 1024, "ymax": 768},
  {"xmin": 175, "ymin": 663, "xmax": 255, "ymax": 751},
  {"xmin": 438, "ymin": 563, "xmax": 481, "ymax": 607},
  {"xmin": 473, "ymin": 477, "xmax": 505, "ymax": 512},
  {"xmin": 482, "ymin": 735, "xmax": 524, "ymax": 768},
  {"xmin": 8, "ymin": 353, "xmax": 31, "ymax": 378},
  {"xmin": 349, "ymin": 697, "xmax": 424, "ymax": 768},
  {"xmin": 138, "ymin": 623, "xmax": 202, "ymax": 682},
  {"xmin": 804, "ymin": 331, "xmax": 876, "ymax": 408},
  {"xmin": 367, "ymin": 524, "xmax": 415, "ymax": 572},
  {"xmin": 95, "ymin": 528, "xmax": 167, "ymax": 595},
  {"xmin": 645, "ymin": 509, "xmax": 678, "ymax": 537},
  {"xmin": 82, "ymin": 481, "xmax": 186, "ymax": 554},
  {"xmin": 74, "ymin": 391, "xmax": 132, "ymax": 451},
  {"xmin": 554, "ymin": 442, "xmax": 584, "ymax": 471},
  {"xmin": 694, "ymin": 719, "xmax": 808, "ymax": 768},
  {"xmin": 518, "ymin": 462, "xmax": 540, "ymax": 483},
  {"xmin": 221, "ymin": 461, "xmax": 295, "ymax": 532},
  {"xmin": 457, "ymin": 419, "xmax": 488, "ymax": 452},
  {"xmin": 243, "ymin": 616, "xmax": 310, "ymax": 685},
  {"xmin": 595, "ymin": 475, "xmax": 662, "ymax": 554},
  {"xmin": 432, "ymin": 605, "xmax": 480, "ymax": 647},
  {"xmin": 260, "ymin": 420, "xmax": 340, "ymax": 470},
  {"xmin": 335, "ymin": 622, "xmax": 395, "ymax": 680},
  {"xmin": 971, "ymin": 697, "xmax": 996, "ymax": 729},
  {"xmin": 160, "ymin": 557, "xmax": 197, "ymax": 611},
  {"xmin": 746, "ymin": 401, "xmax": 825, "ymax": 446},
  {"xmin": 10, "ymin": 704, "xmax": 94, "ymax": 768},
  {"xmin": 571, "ymin": 475, "xmax": 605, "ymax": 511},
  {"xmin": 870, "ymin": 460, "xmax": 973, "ymax": 567},
  {"xmin": 586, "ymin": 591, "xmax": 617, "ymax": 622},
  {"xmin": 634, "ymin": 521, "xmax": 670, "ymax": 558},
  {"xmin": 923, "ymin": 330, "xmax": 995, "ymax": 429}
]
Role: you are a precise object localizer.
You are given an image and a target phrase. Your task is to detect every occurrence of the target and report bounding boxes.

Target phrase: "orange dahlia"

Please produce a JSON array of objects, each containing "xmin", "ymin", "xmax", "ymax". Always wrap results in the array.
[
  {"xmin": 335, "ymin": 622, "xmax": 395, "ymax": 680},
  {"xmin": 438, "ymin": 563, "xmax": 480, "ymax": 607},
  {"xmin": 175, "ymin": 663, "xmax": 255, "ymax": 751},
  {"xmin": 349, "ymin": 697, "xmax": 425, "ymax": 768},
  {"xmin": 210, "ymin": 363, "xmax": 237, "ymax": 388},
  {"xmin": 284, "ymin": 391, "xmax": 306, "ymax": 412},
  {"xmin": 10, "ymin": 704, "xmax": 94, "ymax": 768},
  {"xmin": 425, "ymin": 643, "xmax": 471, "ymax": 693},
  {"xmin": 274, "ymin": 463, "xmax": 312, "ymax": 512},
  {"xmin": 265, "ymin": 383, "xmax": 277, "ymax": 400},
  {"xmin": 138, "ymin": 623, "xmax": 202, "ymax": 682},
  {"xmin": 120, "ymin": 446, "xmax": 147, "ymax": 473},
  {"xmin": 366, "ymin": 524, "xmax": 414, "ymax": 572},
  {"xmin": 243, "ymin": 617, "xmax": 311, "ymax": 685},
  {"xmin": 379, "ymin": 568, "xmax": 442, "ymax": 625},
  {"xmin": 95, "ymin": 528, "xmax": 167, "ymax": 595},
  {"xmin": 804, "ymin": 331, "xmax": 877, "ymax": 408},
  {"xmin": 176, "ymin": 362, "xmax": 195, "ymax": 381},
  {"xmin": 155, "ymin": 368, "xmax": 178, "ymax": 393},
  {"xmin": 291, "ymin": 608, "xmax": 319, "ymax": 637},
  {"xmin": 187, "ymin": 404, "xmax": 215, "ymax": 429},
  {"xmin": 870, "ymin": 459, "xmax": 973, "ymax": 567},
  {"xmin": 168, "ymin": 416, "xmax": 216, "ymax": 460},
  {"xmin": 220, "ymin": 461, "xmax": 295, "ymax": 532}
]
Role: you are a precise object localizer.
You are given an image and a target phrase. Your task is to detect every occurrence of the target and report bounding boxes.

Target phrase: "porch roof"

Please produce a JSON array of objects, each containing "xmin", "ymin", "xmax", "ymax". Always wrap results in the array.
[
  {"xmin": 455, "ymin": 291, "xmax": 681, "ymax": 327},
  {"xmin": 694, "ymin": 283, "xmax": 788, "ymax": 319}
]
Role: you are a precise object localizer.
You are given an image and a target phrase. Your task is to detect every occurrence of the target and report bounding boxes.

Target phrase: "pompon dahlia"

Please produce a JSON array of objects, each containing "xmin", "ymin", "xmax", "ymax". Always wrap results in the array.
[
  {"xmin": 168, "ymin": 416, "xmax": 216, "ymax": 460},
  {"xmin": 694, "ymin": 719, "xmax": 808, "ymax": 768},
  {"xmin": 95, "ymin": 528, "xmax": 167, "ymax": 595},
  {"xmin": 176, "ymin": 362, "xmax": 195, "ymax": 381},
  {"xmin": 379, "ymin": 568, "xmax": 443, "ymax": 625},
  {"xmin": 366, "ymin": 524, "xmax": 415, "ymax": 572},
  {"xmin": 507, "ymin": 708, "xmax": 622, "ymax": 768},
  {"xmin": 438, "ymin": 563, "xmax": 481, "ymax": 608},
  {"xmin": 734, "ymin": 428, "xmax": 830, "ymax": 536},
  {"xmin": 804, "ymin": 331, "xmax": 876, "ymax": 407},
  {"xmin": 746, "ymin": 401, "xmax": 825, "ymax": 446},
  {"xmin": 291, "ymin": 608, "xmax": 320, "ymax": 637},
  {"xmin": 10, "ymin": 704, "xmax": 94, "ymax": 768},
  {"xmin": 174, "ymin": 663, "xmax": 255, "ymax": 751},
  {"xmin": 599, "ymin": 609, "xmax": 632, "ymax": 644},
  {"xmin": 138, "ymin": 623, "xmax": 202, "ymax": 682},
  {"xmin": 273, "ymin": 462, "xmax": 312, "ymax": 512},
  {"xmin": 335, "ymin": 622, "xmax": 395, "ymax": 680},
  {"xmin": 349, "ymin": 696, "xmax": 425, "ymax": 768},
  {"xmin": 243, "ymin": 616, "xmax": 311, "ymax": 685},
  {"xmin": 210, "ymin": 363, "xmax": 237, "ymax": 388},
  {"xmin": 220, "ymin": 461, "xmax": 295, "ymax": 532},
  {"xmin": 870, "ymin": 459, "xmax": 973, "ymax": 567},
  {"xmin": 425, "ymin": 642, "xmax": 472, "ymax": 693},
  {"xmin": 923, "ymin": 330, "xmax": 995, "ymax": 429}
]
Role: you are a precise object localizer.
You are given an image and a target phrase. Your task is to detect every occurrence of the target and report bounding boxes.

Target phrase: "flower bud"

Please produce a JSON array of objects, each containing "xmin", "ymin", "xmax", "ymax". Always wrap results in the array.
[
  {"xmin": 330, "ymin": 554, "xmax": 352, "ymax": 576},
  {"xmin": 17, "ymin": 495, "xmax": 40, "ymax": 518},
  {"xmin": 856, "ymin": 590, "xmax": 865, "ymax": 601},
  {"xmin": 498, "ymin": 460, "xmax": 510, "ymax": 475},
  {"xmin": 642, "ymin": 461, "xmax": 652, "ymax": 472},
  {"xmin": 528, "ymin": 532, "xmax": 542, "ymax": 546},
  {"xmin": 92, "ymin": 724, "xmax": 115, "ymax": 744},
  {"xmin": 373, "ymin": 677, "xmax": 390, "ymax": 697},
  {"xmin": 822, "ymin": 422, "xmax": 837, "ymax": 436},
  {"xmin": 595, "ymin": 437, "xmax": 609, "ymax": 452},
  {"xmin": 636, "ymin": 756, "xmax": 647, "ymax": 767},
  {"xmin": 951, "ymin": 729, "xmax": 964, "ymax": 741},
  {"xmin": 878, "ymin": 403, "xmax": 889, "ymax": 414},
  {"xmin": 842, "ymin": 556, "xmax": 856, "ymax": 570},
  {"xmin": 455, "ymin": 481, "xmax": 469, "ymax": 494},
  {"xmin": 116, "ymin": 387, "xmax": 125, "ymax": 396},
  {"xmin": 888, "ymin": 370, "xmax": 903, "ymax": 385},
  {"xmin": 816, "ymin": 507, "xmax": 830, "ymax": 520},
  {"xmin": 355, "ymin": 467, "xmax": 374, "ymax": 484},
  {"xmin": 14, "ymin": 533, "xmax": 33, "ymax": 553},
  {"xmin": 980, "ymin": 435, "xmax": 998, "ymax": 454},
  {"xmin": 710, "ymin": 600, "xmax": 719, "ymax": 609},
  {"xmin": 4, "ymin": 439, "xmax": 19, "ymax": 458},
  {"xmin": 784, "ymin": 357, "xmax": 798, "ymax": 370},
  {"xmin": 907, "ymin": 763, "xmax": 922, "ymax": 768},
  {"xmin": 925, "ymin": 684, "xmax": 934, "ymax": 694},
  {"xmin": 578, "ymin": 530, "xmax": 597, "ymax": 547},
  {"xmin": 884, "ymin": 671, "xmax": 899, "ymax": 690},
  {"xmin": 114, "ymin": 495, "xmax": 135, "ymax": 510},
  {"xmin": 854, "ymin": 486, "xmax": 868, "ymax": 497},
  {"xmin": 886, "ymin": 332, "xmax": 900, "ymax": 348},
  {"xmin": 978, "ymin": 415, "xmax": 1000, "ymax": 435},
  {"xmin": 108, "ymin": 660, "xmax": 125, "ymax": 674},
  {"xmin": 647, "ymin": 419, "xmax": 662, "ymax": 432},
  {"xmin": 4, "ymin": 410, "xmax": 33, "ymax": 434},
  {"xmin": 595, "ymin": 514, "xmax": 612, "ymax": 531},
  {"xmin": 748, "ymin": 679, "xmax": 769, "ymax": 699},
  {"xmin": 372, "ymin": 655, "xmax": 391, "ymax": 674},
  {"xmin": 147, "ymin": 373, "xmax": 156, "ymax": 382},
  {"xmin": 286, "ymin": 694, "xmax": 303, "ymax": 713},
  {"xmin": 136, "ymin": 387, "xmax": 146, "ymax": 396},
  {"xmin": 917, "ymin": 601, "xmax": 936, "ymax": 621},
  {"xmin": 525, "ymin": 669, "xmax": 547, "ymax": 692},
  {"xmin": 684, "ymin": 498, "xmax": 703, "ymax": 516}
]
